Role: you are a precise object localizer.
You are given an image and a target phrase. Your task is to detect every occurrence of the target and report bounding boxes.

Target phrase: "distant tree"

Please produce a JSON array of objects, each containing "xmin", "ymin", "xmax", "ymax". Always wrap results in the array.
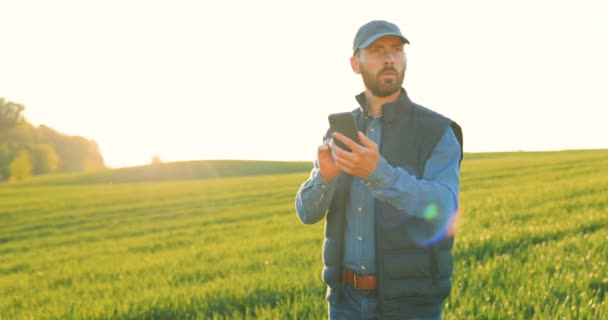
[
  {"xmin": 29, "ymin": 144, "xmax": 59, "ymax": 174},
  {"xmin": 0, "ymin": 144, "xmax": 16, "ymax": 179},
  {"xmin": 37, "ymin": 125, "xmax": 105, "ymax": 172},
  {"xmin": 0, "ymin": 98, "xmax": 25, "ymax": 128},
  {"xmin": 0, "ymin": 100, "xmax": 106, "ymax": 179},
  {"xmin": 5, "ymin": 122, "xmax": 36, "ymax": 145},
  {"xmin": 36, "ymin": 125, "xmax": 57, "ymax": 142},
  {"xmin": 151, "ymin": 154, "xmax": 162, "ymax": 165},
  {"xmin": 54, "ymin": 135, "xmax": 87, "ymax": 172},
  {"xmin": 83, "ymin": 139, "xmax": 105, "ymax": 171},
  {"xmin": 9, "ymin": 149, "xmax": 32, "ymax": 181},
  {"xmin": 0, "ymin": 99, "xmax": 26, "ymax": 143}
]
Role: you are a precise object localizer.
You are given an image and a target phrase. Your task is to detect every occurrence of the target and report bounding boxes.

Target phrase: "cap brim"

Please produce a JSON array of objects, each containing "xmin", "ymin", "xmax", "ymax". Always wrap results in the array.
[{"xmin": 358, "ymin": 33, "xmax": 410, "ymax": 50}]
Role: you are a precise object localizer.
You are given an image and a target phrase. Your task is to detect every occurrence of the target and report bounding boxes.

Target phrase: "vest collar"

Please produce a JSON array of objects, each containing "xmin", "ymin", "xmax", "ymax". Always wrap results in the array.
[{"xmin": 355, "ymin": 88, "xmax": 412, "ymax": 123}]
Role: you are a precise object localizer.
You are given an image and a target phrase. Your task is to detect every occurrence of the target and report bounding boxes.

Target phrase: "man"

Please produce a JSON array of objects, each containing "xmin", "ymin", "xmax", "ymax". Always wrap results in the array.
[{"xmin": 295, "ymin": 20, "xmax": 463, "ymax": 320}]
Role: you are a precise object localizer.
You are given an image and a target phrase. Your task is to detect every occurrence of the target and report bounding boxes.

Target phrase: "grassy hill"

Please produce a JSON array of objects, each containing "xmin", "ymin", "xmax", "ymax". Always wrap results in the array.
[
  {"xmin": 9, "ymin": 159, "xmax": 312, "ymax": 185},
  {"xmin": 1, "ymin": 150, "xmax": 607, "ymax": 319}
]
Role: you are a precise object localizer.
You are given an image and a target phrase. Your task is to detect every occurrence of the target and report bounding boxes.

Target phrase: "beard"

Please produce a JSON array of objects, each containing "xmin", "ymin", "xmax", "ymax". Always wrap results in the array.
[{"xmin": 361, "ymin": 65, "xmax": 405, "ymax": 97}]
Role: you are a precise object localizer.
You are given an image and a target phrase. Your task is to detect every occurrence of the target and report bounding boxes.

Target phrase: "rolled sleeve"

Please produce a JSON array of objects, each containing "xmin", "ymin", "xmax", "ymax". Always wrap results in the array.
[
  {"xmin": 360, "ymin": 127, "xmax": 461, "ymax": 221},
  {"xmin": 295, "ymin": 161, "xmax": 339, "ymax": 224},
  {"xmin": 362, "ymin": 156, "xmax": 398, "ymax": 189}
]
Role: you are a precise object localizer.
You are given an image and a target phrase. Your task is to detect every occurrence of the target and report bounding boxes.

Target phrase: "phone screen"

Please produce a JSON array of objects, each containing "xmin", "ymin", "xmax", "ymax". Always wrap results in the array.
[{"xmin": 328, "ymin": 112, "xmax": 360, "ymax": 152}]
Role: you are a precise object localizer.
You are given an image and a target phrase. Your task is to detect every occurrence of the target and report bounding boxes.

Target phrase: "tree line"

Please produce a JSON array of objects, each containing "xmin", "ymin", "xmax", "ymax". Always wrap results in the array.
[{"xmin": 0, "ymin": 98, "xmax": 105, "ymax": 181}]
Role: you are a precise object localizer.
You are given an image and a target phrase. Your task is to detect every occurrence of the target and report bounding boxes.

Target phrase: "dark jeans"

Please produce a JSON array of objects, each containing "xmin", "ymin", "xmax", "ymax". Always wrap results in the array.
[{"xmin": 328, "ymin": 284, "xmax": 442, "ymax": 320}]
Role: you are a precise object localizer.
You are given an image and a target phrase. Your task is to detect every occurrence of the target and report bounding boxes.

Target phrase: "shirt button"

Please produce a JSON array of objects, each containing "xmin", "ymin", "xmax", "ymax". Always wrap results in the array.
[
  {"xmin": 357, "ymin": 236, "xmax": 363, "ymax": 241},
  {"xmin": 361, "ymin": 265, "xmax": 366, "ymax": 270},
  {"xmin": 357, "ymin": 207, "xmax": 362, "ymax": 213},
  {"xmin": 365, "ymin": 181, "xmax": 372, "ymax": 186},
  {"xmin": 369, "ymin": 128, "xmax": 375, "ymax": 132},
  {"xmin": 321, "ymin": 184, "xmax": 326, "ymax": 189}
]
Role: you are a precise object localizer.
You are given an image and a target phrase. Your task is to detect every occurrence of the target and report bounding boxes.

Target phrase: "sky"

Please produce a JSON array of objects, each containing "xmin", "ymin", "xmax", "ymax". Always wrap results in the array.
[{"xmin": 1, "ymin": 0, "xmax": 607, "ymax": 168}]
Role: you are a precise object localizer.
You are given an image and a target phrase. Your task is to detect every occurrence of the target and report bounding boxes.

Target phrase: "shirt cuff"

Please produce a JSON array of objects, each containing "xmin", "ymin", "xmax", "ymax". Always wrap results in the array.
[
  {"xmin": 362, "ymin": 156, "xmax": 396, "ymax": 189},
  {"xmin": 312, "ymin": 167, "xmax": 339, "ymax": 189}
]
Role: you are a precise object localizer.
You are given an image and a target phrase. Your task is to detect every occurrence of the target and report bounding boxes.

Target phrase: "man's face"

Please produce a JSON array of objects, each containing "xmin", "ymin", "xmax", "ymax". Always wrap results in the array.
[{"xmin": 352, "ymin": 35, "xmax": 407, "ymax": 97}]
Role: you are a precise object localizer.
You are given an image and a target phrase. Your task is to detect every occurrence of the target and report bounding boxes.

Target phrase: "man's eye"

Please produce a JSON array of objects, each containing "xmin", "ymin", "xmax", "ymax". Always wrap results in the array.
[{"xmin": 370, "ymin": 48, "xmax": 382, "ymax": 55}]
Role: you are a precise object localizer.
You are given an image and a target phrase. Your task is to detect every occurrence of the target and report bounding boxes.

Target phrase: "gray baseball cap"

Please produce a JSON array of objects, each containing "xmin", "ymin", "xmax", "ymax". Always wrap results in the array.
[{"xmin": 353, "ymin": 20, "xmax": 409, "ymax": 53}]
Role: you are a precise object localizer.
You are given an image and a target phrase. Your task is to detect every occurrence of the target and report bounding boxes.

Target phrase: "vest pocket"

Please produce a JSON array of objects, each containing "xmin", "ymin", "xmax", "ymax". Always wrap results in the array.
[
  {"xmin": 381, "ymin": 249, "xmax": 451, "ymax": 302},
  {"xmin": 383, "ymin": 249, "xmax": 432, "ymax": 279}
]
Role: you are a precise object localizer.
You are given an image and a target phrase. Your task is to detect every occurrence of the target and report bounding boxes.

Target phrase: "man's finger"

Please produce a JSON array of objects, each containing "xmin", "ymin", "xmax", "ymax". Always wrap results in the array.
[
  {"xmin": 358, "ymin": 132, "xmax": 377, "ymax": 149},
  {"xmin": 330, "ymin": 139, "xmax": 348, "ymax": 157},
  {"xmin": 335, "ymin": 158, "xmax": 354, "ymax": 175},
  {"xmin": 318, "ymin": 139, "xmax": 332, "ymax": 151},
  {"xmin": 332, "ymin": 132, "xmax": 363, "ymax": 152}
]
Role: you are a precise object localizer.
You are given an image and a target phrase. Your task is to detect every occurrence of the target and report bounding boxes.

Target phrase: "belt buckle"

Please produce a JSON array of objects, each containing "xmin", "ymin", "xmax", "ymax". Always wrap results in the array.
[{"xmin": 352, "ymin": 273, "xmax": 358, "ymax": 288}]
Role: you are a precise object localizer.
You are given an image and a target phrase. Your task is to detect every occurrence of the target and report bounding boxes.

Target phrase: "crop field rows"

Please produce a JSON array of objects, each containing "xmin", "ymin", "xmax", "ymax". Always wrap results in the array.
[{"xmin": 1, "ymin": 150, "xmax": 607, "ymax": 319}]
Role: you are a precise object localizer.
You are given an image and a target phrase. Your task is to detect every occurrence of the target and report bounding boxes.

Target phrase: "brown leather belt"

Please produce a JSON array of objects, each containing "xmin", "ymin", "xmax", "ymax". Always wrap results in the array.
[{"xmin": 342, "ymin": 268, "xmax": 377, "ymax": 291}]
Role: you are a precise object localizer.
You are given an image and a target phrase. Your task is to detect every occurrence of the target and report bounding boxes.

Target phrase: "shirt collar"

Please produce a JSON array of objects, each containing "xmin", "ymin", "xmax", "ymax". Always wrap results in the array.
[{"xmin": 355, "ymin": 88, "xmax": 412, "ymax": 123}]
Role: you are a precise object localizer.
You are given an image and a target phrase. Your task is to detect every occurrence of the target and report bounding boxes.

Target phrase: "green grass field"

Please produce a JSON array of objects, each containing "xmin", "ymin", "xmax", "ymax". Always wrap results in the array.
[{"xmin": 1, "ymin": 150, "xmax": 607, "ymax": 319}]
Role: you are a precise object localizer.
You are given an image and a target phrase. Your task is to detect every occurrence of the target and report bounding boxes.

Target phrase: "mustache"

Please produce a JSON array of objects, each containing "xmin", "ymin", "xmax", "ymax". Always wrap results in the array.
[{"xmin": 378, "ymin": 67, "xmax": 399, "ymax": 76}]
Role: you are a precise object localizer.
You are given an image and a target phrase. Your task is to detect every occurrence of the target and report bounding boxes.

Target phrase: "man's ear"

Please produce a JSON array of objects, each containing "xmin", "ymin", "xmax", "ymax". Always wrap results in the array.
[{"xmin": 350, "ymin": 56, "xmax": 361, "ymax": 74}]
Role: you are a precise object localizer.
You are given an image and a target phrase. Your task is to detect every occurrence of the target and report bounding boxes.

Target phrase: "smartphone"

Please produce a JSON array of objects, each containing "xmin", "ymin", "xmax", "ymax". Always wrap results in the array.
[{"xmin": 328, "ymin": 112, "xmax": 360, "ymax": 152}]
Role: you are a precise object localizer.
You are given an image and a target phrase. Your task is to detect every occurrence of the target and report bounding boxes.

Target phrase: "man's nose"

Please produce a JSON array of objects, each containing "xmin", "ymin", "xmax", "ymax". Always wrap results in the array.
[{"xmin": 383, "ymin": 51, "xmax": 396, "ymax": 63}]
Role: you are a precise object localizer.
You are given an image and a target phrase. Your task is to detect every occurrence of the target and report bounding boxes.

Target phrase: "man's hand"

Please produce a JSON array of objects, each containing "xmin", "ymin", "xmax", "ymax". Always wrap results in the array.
[
  {"xmin": 330, "ymin": 131, "xmax": 379, "ymax": 179},
  {"xmin": 317, "ymin": 139, "xmax": 341, "ymax": 180}
]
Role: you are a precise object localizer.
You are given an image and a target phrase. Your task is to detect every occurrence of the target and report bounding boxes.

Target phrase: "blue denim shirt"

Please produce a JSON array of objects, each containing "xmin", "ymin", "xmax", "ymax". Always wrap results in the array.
[{"xmin": 295, "ymin": 121, "xmax": 461, "ymax": 275}]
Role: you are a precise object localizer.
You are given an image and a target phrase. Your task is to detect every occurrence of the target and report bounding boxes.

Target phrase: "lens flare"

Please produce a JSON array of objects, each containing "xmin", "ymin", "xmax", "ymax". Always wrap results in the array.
[
  {"xmin": 410, "ymin": 203, "xmax": 460, "ymax": 247},
  {"xmin": 376, "ymin": 202, "xmax": 463, "ymax": 248},
  {"xmin": 423, "ymin": 203, "xmax": 438, "ymax": 221}
]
